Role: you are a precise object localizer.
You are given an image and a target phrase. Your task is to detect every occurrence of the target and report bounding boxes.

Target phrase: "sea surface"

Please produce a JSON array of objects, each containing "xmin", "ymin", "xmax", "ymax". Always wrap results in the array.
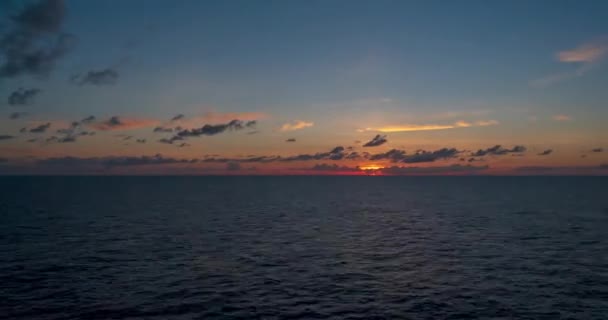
[{"xmin": 1, "ymin": 176, "xmax": 607, "ymax": 319}]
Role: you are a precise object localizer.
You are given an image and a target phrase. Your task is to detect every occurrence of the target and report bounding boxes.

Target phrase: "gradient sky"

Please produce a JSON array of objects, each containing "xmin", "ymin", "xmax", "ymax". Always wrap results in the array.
[{"xmin": 1, "ymin": 0, "xmax": 607, "ymax": 175}]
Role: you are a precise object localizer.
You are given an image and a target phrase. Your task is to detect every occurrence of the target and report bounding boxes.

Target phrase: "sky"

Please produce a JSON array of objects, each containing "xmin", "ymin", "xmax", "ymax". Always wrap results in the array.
[{"xmin": 0, "ymin": 0, "xmax": 607, "ymax": 175}]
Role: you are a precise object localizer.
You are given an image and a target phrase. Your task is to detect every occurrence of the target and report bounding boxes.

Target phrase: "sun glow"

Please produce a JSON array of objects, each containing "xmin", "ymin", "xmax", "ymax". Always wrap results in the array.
[{"xmin": 360, "ymin": 164, "xmax": 384, "ymax": 170}]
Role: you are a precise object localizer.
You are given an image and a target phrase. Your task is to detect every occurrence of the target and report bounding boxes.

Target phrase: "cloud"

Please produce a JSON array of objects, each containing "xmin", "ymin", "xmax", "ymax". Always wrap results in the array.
[
  {"xmin": 286, "ymin": 138, "xmax": 296, "ymax": 142},
  {"xmin": 71, "ymin": 68, "xmax": 119, "ymax": 85},
  {"xmin": 533, "ymin": 38, "xmax": 608, "ymax": 86},
  {"xmin": 381, "ymin": 164, "xmax": 489, "ymax": 175},
  {"xmin": 557, "ymin": 41, "xmax": 608, "ymax": 63},
  {"xmin": 29, "ymin": 122, "xmax": 51, "ymax": 133},
  {"xmin": 363, "ymin": 134, "xmax": 387, "ymax": 147},
  {"xmin": 369, "ymin": 147, "xmax": 460, "ymax": 163},
  {"xmin": 0, "ymin": 135, "xmax": 15, "ymax": 140},
  {"xmin": 201, "ymin": 146, "xmax": 360, "ymax": 164},
  {"xmin": 401, "ymin": 148, "xmax": 460, "ymax": 163},
  {"xmin": 591, "ymin": 148, "xmax": 603, "ymax": 153},
  {"xmin": 309, "ymin": 163, "xmax": 362, "ymax": 172},
  {"xmin": 153, "ymin": 126, "xmax": 174, "ymax": 133},
  {"xmin": 171, "ymin": 114, "xmax": 185, "ymax": 121},
  {"xmin": 9, "ymin": 112, "xmax": 28, "ymax": 119},
  {"xmin": 80, "ymin": 115, "xmax": 96, "ymax": 124},
  {"xmin": 173, "ymin": 119, "xmax": 253, "ymax": 138},
  {"xmin": 37, "ymin": 154, "xmax": 198, "ymax": 168},
  {"xmin": 280, "ymin": 120, "xmax": 314, "ymax": 131},
  {"xmin": 7, "ymin": 88, "xmax": 41, "ymax": 105},
  {"xmin": 0, "ymin": 0, "xmax": 75, "ymax": 78},
  {"xmin": 363, "ymin": 120, "xmax": 498, "ymax": 133},
  {"xmin": 471, "ymin": 145, "xmax": 527, "ymax": 157},
  {"xmin": 136, "ymin": 139, "xmax": 146, "ymax": 144},
  {"xmin": 89, "ymin": 116, "xmax": 159, "ymax": 131},
  {"xmin": 158, "ymin": 136, "xmax": 183, "ymax": 144},
  {"xmin": 538, "ymin": 149, "xmax": 553, "ymax": 156},
  {"xmin": 553, "ymin": 114, "xmax": 571, "ymax": 121},
  {"xmin": 226, "ymin": 162, "xmax": 241, "ymax": 171}
]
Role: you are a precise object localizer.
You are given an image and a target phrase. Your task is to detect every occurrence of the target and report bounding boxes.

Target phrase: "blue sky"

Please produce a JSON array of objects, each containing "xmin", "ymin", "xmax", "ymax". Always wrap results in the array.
[{"xmin": 1, "ymin": 0, "xmax": 607, "ymax": 174}]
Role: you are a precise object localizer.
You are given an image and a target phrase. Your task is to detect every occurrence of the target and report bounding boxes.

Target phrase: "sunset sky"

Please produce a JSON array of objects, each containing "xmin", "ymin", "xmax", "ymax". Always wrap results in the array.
[{"xmin": 1, "ymin": 0, "xmax": 607, "ymax": 175}]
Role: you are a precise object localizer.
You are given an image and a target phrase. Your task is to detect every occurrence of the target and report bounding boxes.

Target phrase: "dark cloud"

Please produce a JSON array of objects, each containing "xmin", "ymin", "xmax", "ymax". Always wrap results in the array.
[
  {"xmin": 19, "ymin": 127, "xmax": 27, "ymax": 133},
  {"xmin": 381, "ymin": 164, "xmax": 489, "ymax": 175},
  {"xmin": 401, "ymin": 148, "xmax": 460, "ymax": 163},
  {"xmin": 369, "ymin": 149, "xmax": 407, "ymax": 162},
  {"xmin": 226, "ymin": 162, "xmax": 241, "ymax": 171},
  {"xmin": 29, "ymin": 122, "xmax": 51, "ymax": 133},
  {"xmin": 80, "ymin": 115, "xmax": 95, "ymax": 124},
  {"xmin": 281, "ymin": 146, "xmax": 353, "ymax": 162},
  {"xmin": 136, "ymin": 139, "xmax": 146, "ymax": 144},
  {"xmin": 472, "ymin": 145, "xmax": 527, "ymax": 157},
  {"xmin": 538, "ymin": 149, "xmax": 553, "ymax": 156},
  {"xmin": 177, "ymin": 142, "xmax": 190, "ymax": 148},
  {"xmin": 9, "ymin": 112, "xmax": 28, "ymax": 119},
  {"xmin": 174, "ymin": 119, "xmax": 251, "ymax": 138},
  {"xmin": 246, "ymin": 120, "xmax": 256, "ymax": 128},
  {"xmin": 591, "ymin": 148, "xmax": 603, "ymax": 153},
  {"xmin": 0, "ymin": 0, "xmax": 75, "ymax": 79},
  {"xmin": 286, "ymin": 138, "xmax": 296, "ymax": 142},
  {"xmin": 0, "ymin": 135, "xmax": 15, "ymax": 140},
  {"xmin": 363, "ymin": 134, "xmax": 387, "ymax": 147},
  {"xmin": 171, "ymin": 114, "xmax": 184, "ymax": 121},
  {"xmin": 309, "ymin": 163, "xmax": 361, "ymax": 172},
  {"xmin": 369, "ymin": 147, "xmax": 460, "ymax": 163},
  {"xmin": 153, "ymin": 126, "xmax": 173, "ymax": 133},
  {"xmin": 158, "ymin": 136, "xmax": 183, "ymax": 144},
  {"xmin": 7, "ymin": 88, "xmax": 41, "ymax": 105},
  {"xmin": 37, "ymin": 154, "xmax": 198, "ymax": 168},
  {"xmin": 71, "ymin": 68, "xmax": 119, "ymax": 85}
]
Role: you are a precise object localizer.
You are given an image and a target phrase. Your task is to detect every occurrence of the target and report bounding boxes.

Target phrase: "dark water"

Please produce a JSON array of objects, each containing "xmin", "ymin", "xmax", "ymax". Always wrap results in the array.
[{"xmin": 1, "ymin": 176, "xmax": 607, "ymax": 319}]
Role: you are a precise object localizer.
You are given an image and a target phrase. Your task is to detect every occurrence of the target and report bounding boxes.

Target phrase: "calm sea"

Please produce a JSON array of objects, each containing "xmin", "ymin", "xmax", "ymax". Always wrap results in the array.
[{"xmin": 1, "ymin": 176, "xmax": 607, "ymax": 319}]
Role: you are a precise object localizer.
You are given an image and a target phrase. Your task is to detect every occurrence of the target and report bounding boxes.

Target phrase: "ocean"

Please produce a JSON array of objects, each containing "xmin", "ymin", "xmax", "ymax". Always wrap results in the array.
[{"xmin": 1, "ymin": 176, "xmax": 607, "ymax": 319}]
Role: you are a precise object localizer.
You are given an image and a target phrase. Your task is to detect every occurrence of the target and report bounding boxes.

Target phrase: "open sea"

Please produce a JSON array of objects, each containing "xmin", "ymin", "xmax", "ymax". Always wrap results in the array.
[{"xmin": 1, "ymin": 176, "xmax": 607, "ymax": 319}]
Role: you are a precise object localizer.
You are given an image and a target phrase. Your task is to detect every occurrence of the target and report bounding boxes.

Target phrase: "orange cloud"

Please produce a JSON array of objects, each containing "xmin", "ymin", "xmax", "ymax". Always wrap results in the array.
[
  {"xmin": 280, "ymin": 120, "xmax": 314, "ymax": 131},
  {"xmin": 363, "ymin": 119, "xmax": 498, "ymax": 133},
  {"xmin": 553, "ymin": 114, "xmax": 572, "ymax": 121},
  {"xmin": 557, "ymin": 41, "xmax": 608, "ymax": 63}
]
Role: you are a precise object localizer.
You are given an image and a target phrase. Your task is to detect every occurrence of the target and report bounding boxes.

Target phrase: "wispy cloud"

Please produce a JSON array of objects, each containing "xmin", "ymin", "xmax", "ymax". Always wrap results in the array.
[
  {"xmin": 280, "ymin": 120, "xmax": 314, "ymax": 132},
  {"xmin": 553, "ymin": 114, "xmax": 571, "ymax": 121},
  {"xmin": 533, "ymin": 37, "xmax": 608, "ymax": 87},
  {"xmin": 361, "ymin": 119, "xmax": 498, "ymax": 133}
]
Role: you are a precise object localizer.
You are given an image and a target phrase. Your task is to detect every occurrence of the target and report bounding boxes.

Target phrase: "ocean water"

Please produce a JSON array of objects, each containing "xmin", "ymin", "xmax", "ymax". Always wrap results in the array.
[{"xmin": 1, "ymin": 176, "xmax": 607, "ymax": 319}]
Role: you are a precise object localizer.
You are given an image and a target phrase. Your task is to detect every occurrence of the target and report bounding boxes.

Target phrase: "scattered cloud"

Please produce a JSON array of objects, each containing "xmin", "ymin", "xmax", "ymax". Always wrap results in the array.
[
  {"xmin": 309, "ymin": 163, "xmax": 361, "ymax": 172},
  {"xmin": 0, "ymin": 0, "xmax": 75, "ymax": 79},
  {"xmin": 172, "ymin": 119, "xmax": 254, "ymax": 138},
  {"xmin": 153, "ymin": 126, "xmax": 174, "ymax": 133},
  {"xmin": 7, "ymin": 88, "xmax": 41, "ymax": 106},
  {"xmin": 71, "ymin": 68, "xmax": 119, "ymax": 85},
  {"xmin": 286, "ymin": 138, "xmax": 296, "ymax": 142},
  {"xmin": 363, "ymin": 134, "xmax": 387, "ymax": 147},
  {"xmin": 37, "ymin": 154, "xmax": 198, "ymax": 168},
  {"xmin": 471, "ymin": 145, "xmax": 526, "ymax": 157},
  {"xmin": 9, "ymin": 112, "xmax": 28, "ymax": 119},
  {"xmin": 29, "ymin": 122, "xmax": 51, "ymax": 133},
  {"xmin": 538, "ymin": 149, "xmax": 553, "ymax": 156},
  {"xmin": 553, "ymin": 114, "xmax": 571, "ymax": 121},
  {"xmin": 381, "ymin": 164, "xmax": 489, "ymax": 175},
  {"xmin": 89, "ymin": 116, "xmax": 159, "ymax": 131},
  {"xmin": 280, "ymin": 120, "xmax": 314, "ymax": 132},
  {"xmin": 136, "ymin": 139, "xmax": 146, "ymax": 144},
  {"xmin": 369, "ymin": 147, "xmax": 461, "ymax": 163},
  {"xmin": 171, "ymin": 114, "xmax": 185, "ymax": 121},
  {"xmin": 226, "ymin": 162, "xmax": 241, "ymax": 171}
]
